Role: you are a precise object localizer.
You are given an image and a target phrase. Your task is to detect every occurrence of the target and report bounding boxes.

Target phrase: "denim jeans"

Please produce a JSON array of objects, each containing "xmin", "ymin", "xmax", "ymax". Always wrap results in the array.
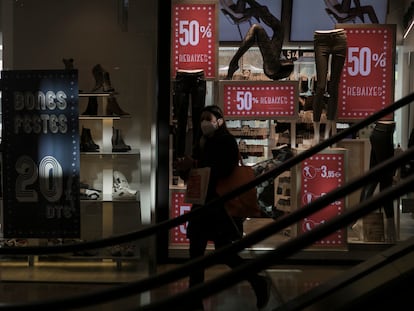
[
  {"xmin": 312, "ymin": 29, "xmax": 347, "ymax": 122},
  {"xmin": 359, "ymin": 122, "xmax": 395, "ymax": 218},
  {"xmin": 173, "ymin": 70, "xmax": 206, "ymax": 158}
]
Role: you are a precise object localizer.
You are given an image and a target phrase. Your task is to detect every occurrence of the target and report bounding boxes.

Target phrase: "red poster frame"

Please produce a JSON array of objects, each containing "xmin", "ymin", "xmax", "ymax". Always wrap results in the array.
[
  {"xmin": 169, "ymin": 190, "xmax": 191, "ymax": 246},
  {"xmin": 219, "ymin": 80, "xmax": 299, "ymax": 120},
  {"xmin": 336, "ymin": 24, "xmax": 396, "ymax": 122},
  {"xmin": 293, "ymin": 147, "xmax": 349, "ymax": 250},
  {"xmin": 171, "ymin": 0, "xmax": 218, "ymax": 80}
]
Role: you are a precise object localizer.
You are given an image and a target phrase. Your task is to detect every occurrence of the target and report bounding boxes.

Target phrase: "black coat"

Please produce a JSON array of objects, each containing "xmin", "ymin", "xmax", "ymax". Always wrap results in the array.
[{"xmin": 186, "ymin": 127, "xmax": 242, "ymax": 241}]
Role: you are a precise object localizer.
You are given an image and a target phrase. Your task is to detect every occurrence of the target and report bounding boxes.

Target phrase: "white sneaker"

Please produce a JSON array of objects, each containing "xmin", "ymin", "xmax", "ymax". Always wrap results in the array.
[
  {"xmin": 113, "ymin": 171, "xmax": 137, "ymax": 195},
  {"xmin": 112, "ymin": 187, "xmax": 137, "ymax": 200},
  {"xmin": 113, "ymin": 170, "xmax": 137, "ymax": 200}
]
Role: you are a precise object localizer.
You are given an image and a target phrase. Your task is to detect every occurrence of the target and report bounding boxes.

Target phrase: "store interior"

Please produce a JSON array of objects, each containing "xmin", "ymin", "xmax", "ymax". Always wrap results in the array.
[{"xmin": 0, "ymin": 0, "xmax": 413, "ymax": 309}]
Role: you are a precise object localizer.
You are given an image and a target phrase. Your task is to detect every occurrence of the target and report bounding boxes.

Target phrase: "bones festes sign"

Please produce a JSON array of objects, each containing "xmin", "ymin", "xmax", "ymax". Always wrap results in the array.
[{"xmin": 1, "ymin": 70, "xmax": 80, "ymax": 238}]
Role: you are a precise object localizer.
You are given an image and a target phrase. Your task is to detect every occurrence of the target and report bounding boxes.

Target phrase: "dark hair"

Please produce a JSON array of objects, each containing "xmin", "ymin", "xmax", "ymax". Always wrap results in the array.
[
  {"xmin": 200, "ymin": 105, "xmax": 230, "ymax": 132},
  {"xmin": 201, "ymin": 105, "xmax": 223, "ymax": 119}
]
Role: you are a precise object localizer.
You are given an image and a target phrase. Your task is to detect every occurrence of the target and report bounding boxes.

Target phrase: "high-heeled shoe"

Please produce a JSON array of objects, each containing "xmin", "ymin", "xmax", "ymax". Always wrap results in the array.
[
  {"xmin": 91, "ymin": 64, "xmax": 115, "ymax": 92},
  {"xmin": 82, "ymin": 96, "xmax": 98, "ymax": 115},
  {"xmin": 225, "ymin": 61, "xmax": 239, "ymax": 80},
  {"xmin": 106, "ymin": 96, "xmax": 130, "ymax": 116}
]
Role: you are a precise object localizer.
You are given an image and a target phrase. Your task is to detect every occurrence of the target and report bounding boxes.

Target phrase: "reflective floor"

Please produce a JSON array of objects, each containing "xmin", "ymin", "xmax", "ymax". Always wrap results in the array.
[
  {"xmin": 0, "ymin": 211, "xmax": 412, "ymax": 310},
  {"xmin": 0, "ymin": 260, "xmax": 351, "ymax": 310}
]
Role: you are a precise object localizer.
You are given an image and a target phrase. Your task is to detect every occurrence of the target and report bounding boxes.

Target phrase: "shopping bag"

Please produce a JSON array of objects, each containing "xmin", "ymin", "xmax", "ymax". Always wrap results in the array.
[
  {"xmin": 216, "ymin": 164, "xmax": 261, "ymax": 218},
  {"xmin": 184, "ymin": 167, "xmax": 211, "ymax": 205}
]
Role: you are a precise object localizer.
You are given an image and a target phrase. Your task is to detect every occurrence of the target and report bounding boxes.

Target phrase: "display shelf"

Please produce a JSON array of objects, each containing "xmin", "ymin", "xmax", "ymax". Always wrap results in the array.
[
  {"xmin": 78, "ymin": 93, "xmax": 141, "ymax": 265},
  {"xmin": 78, "ymin": 91, "xmax": 118, "ymax": 97},
  {"xmin": 228, "ymin": 120, "xmax": 275, "ymax": 161},
  {"xmin": 79, "ymin": 116, "xmax": 121, "ymax": 121},
  {"xmin": 80, "ymin": 149, "xmax": 140, "ymax": 156}
]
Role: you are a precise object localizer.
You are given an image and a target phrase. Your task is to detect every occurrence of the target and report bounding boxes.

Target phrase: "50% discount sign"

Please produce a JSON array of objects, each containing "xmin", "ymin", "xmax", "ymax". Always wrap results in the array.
[
  {"xmin": 178, "ymin": 20, "xmax": 212, "ymax": 46},
  {"xmin": 222, "ymin": 82, "xmax": 297, "ymax": 118},
  {"xmin": 172, "ymin": 4, "xmax": 216, "ymax": 78},
  {"xmin": 338, "ymin": 25, "xmax": 395, "ymax": 120},
  {"xmin": 347, "ymin": 47, "xmax": 386, "ymax": 77}
]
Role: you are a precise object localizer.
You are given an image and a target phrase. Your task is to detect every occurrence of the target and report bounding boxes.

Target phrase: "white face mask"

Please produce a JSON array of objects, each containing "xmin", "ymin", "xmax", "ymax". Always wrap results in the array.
[{"xmin": 201, "ymin": 120, "xmax": 218, "ymax": 136}]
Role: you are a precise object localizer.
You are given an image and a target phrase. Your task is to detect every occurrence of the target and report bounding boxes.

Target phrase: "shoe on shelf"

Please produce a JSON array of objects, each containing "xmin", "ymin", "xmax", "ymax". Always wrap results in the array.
[
  {"xmin": 113, "ymin": 170, "xmax": 137, "ymax": 200},
  {"xmin": 80, "ymin": 188, "xmax": 102, "ymax": 200},
  {"xmin": 106, "ymin": 96, "xmax": 129, "ymax": 116},
  {"xmin": 80, "ymin": 127, "xmax": 100, "ymax": 152},
  {"xmin": 82, "ymin": 96, "xmax": 98, "ymax": 115},
  {"xmin": 122, "ymin": 243, "xmax": 136, "ymax": 257},
  {"xmin": 4, "ymin": 239, "xmax": 28, "ymax": 247},
  {"xmin": 112, "ymin": 188, "xmax": 137, "ymax": 200},
  {"xmin": 112, "ymin": 127, "xmax": 131, "ymax": 152},
  {"xmin": 109, "ymin": 245, "xmax": 122, "ymax": 257}
]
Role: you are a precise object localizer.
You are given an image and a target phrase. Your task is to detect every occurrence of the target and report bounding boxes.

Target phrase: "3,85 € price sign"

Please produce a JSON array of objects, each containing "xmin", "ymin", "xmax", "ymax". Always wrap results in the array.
[
  {"xmin": 172, "ymin": 3, "xmax": 216, "ymax": 79},
  {"xmin": 338, "ymin": 25, "xmax": 396, "ymax": 121},
  {"xmin": 299, "ymin": 152, "xmax": 347, "ymax": 249}
]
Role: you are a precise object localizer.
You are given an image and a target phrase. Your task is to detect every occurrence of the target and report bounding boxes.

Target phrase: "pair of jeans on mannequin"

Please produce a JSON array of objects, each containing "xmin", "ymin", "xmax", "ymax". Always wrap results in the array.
[
  {"xmin": 359, "ymin": 121, "xmax": 396, "ymax": 242},
  {"xmin": 173, "ymin": 70, "xmax": 206, "ymax": 159},
  {"xmin": 312, "ymin": 29, "xmax": 347, "ymax": 144}
]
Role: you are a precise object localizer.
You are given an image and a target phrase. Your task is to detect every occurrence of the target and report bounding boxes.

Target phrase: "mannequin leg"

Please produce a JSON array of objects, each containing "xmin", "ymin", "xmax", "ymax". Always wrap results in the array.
[
  {"xmin": 324, "ymin": 120, "xmax": 337, "ymax": 139},
  {"xmin": 313, "ymin": 122, "xmax": 320, "ymax": 145},
  {"xmin": 385, "ymin": 217, "xmax": 396, "ymax": 243},
  {"xmin": 351, "ymin": 219, "xmax": 364, "ymax": 240},
  {"xmin": 324, "ymin": 120, "xmax": 332, "ymax": 140}
]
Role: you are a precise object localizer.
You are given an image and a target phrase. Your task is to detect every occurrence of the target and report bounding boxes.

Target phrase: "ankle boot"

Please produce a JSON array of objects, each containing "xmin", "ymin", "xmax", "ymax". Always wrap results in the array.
[
  {"xmin": 80, "ymin": 127, "xmax": 99, "ymax": 152},
  {"xmin": 63, "ymin": 58, "xmax": 74, "ymax": 70},
  {"xmin": 225, "ymin": 60, "xmax": 239, "ymax": 80},
  {"xmin": 106, "ymin": 96, "xmax": 130, "ymax": 116},
  {"xmin": 82, "ymin": 96, "xmax": 98, "ymax": 115},
  {"xmin": 112, "ymin": 128, "xmax": 131, "ymax": 152},
  {"xmin": 91, "ymin": 64, "xmax": 104, "ymax": 92}
]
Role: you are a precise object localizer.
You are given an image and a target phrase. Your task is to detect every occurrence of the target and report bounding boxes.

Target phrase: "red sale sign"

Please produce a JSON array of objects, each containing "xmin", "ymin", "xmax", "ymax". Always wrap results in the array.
[
  {"xmin": 170, "ymin": 191, "xmax": 191, "ymax": 245},
  {"xmin": 172, "ymin": 2, "xmax": 217, "ymax": 79},
  {"xmin": 338, "ymin": 24, "xmax": 396, "ymax": 121},
  {"xmin": 298, "ymin": 149, "xmax": 347, "ymax": 249},
  {"xmin": 220, "ymin": 81, "xmax": 298, "ymax": 119}
]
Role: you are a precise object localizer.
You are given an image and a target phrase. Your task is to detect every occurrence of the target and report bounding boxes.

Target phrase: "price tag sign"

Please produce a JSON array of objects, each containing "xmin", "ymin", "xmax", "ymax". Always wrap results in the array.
[
  {"xmin": 172, "ymin": 2, "xmax": 217, "ymax": 79},
  {"xmin": 170, "ymin": 191, "xmax": 191, "ymax": 245},
  {"xmin": 298, "ymin": 149, "xmax": 347, "ymax": 249},
  {"xmin": 338, "ymin": 24, "xmax": 396, "ymax": 121},
  {"xmin": 1, "ymin": 70, "xmax": 80, "ymax": 238},
  {"xmin": 220, "ymin": 81, "xmax": 298, "ymax": 120}
]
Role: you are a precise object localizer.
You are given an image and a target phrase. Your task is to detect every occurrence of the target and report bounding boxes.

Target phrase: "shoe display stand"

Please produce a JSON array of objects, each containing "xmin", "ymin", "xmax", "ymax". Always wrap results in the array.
[
  {"xmin": 36, "ymin": 92, "xmax": 142, "ymax": 269},
  {"xmin": 78, "ymin": 92, "xmax": 141, "ymax": 267}
]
